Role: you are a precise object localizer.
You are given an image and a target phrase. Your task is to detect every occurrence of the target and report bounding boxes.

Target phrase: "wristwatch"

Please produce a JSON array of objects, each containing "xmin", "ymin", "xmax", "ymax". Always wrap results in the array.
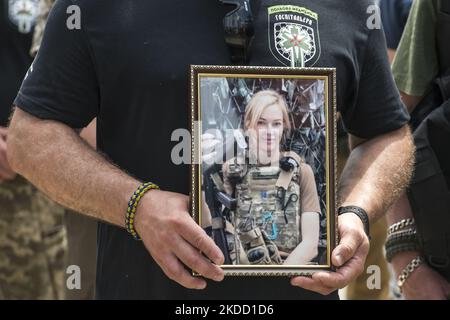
[{"xmin": 338, "ymin": 206, "xmax": 371, "ymax": 240}]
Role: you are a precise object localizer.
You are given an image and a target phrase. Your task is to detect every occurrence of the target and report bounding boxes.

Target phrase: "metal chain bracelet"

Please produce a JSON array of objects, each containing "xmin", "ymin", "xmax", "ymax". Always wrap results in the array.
[
  {"xmin": 388, "ymin": 218, "xmax": 415, "ymax": 235},
  {"xmin": 397, "ymin": 256, "xmax": 424, "ymax": 293}
]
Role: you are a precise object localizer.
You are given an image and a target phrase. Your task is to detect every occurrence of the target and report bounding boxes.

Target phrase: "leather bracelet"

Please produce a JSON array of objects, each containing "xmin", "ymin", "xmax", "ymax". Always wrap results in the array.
[
  {"xmin": 385, "ymin": 228, "xmax": 421, "ymax": 262},
  {"xmin": 385, "ymin": 241, "xmax": 421, "ymax": 262},
  {"xmin": 385, "ymin": 229, "xmax": 418, "ymax": 248},
  {"xmin": 126, "ymin": 182, "xmax": 160, "ymax": 240},
  {"xmin": 338, "ymin": 206, "xmax": 370, "ymax": 240}
]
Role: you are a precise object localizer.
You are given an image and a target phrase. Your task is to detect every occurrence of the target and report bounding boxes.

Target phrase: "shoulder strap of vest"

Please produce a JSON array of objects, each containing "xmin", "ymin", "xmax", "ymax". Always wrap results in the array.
[
  {"xmin": 276, "ymin": 151, "xmax": 303, "ymax": 190},
  {"xmin": 283, "ymin": 151, "xmax": 303, "ymax": 167}
]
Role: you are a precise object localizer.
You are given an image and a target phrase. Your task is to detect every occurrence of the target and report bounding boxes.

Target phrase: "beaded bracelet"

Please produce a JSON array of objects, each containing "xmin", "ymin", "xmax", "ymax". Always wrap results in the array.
[{"xmin": 126, "ymin": 182, "xmax": 160, "ymax": 240}]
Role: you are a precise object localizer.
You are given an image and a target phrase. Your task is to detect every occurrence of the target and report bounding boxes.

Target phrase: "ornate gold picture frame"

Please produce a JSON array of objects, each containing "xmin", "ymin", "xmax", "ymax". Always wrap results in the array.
[{"xmin": 190, "ymin": 65, "xmax": 337, "ymax": 276}]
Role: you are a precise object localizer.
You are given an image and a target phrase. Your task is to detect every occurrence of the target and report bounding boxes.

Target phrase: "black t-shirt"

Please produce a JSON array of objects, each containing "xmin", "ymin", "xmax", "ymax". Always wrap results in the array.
[
  {"xmin": 14, "ymin": 0, "xmax": 409, "ymax": 299},
  {"xmin": 0, "ymin": 0, "xmax": 38, "ymax": 126}
]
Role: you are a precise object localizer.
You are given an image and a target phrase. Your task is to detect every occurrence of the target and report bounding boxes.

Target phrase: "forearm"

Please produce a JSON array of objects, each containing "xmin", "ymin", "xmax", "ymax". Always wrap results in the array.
[
  {"xmin": 7, "ymin": 108, "xmax": 140, "ymax": 227},
  {"xmin": 201, "ymin": 191, "xmax": 212, "ymax": 228},
  {"xmin": 284, "ymin": 239, "xmax": 318, "ymax": 265},
  {"xmin": 386, "ymin": 192, "xmax": 414, "ymax": 225},
  {"xmin": 284, "ymin": 212, "xmax": 319, "ymax": 265},
  {"xmin": 284, "ymin": 240, "xmax": 317, "ymax": 265},
  {"xmin": 339, "ymin": 125, "xmax": 415, "ymax": 223}
]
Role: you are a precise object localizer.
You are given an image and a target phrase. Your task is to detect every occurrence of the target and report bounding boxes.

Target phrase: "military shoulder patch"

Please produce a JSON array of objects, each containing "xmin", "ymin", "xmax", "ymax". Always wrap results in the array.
[{"xmin": 268, "ymin": 5, "xmax": 321, "ymax": 67}]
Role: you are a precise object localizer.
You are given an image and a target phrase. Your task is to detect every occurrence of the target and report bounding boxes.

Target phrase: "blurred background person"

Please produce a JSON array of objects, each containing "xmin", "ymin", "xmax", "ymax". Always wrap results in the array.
[
  {"xmin": 345, "ymin": 0, "xmax": 412, "ymax": 300},
  {"xmin": 380, "ymin": 0, "xmax": 413, "ymax": 63},
  {"xmin": 30, "ymin": 0, "xmax": 98, "ymax": 300},
  {"xmin": 0, "ymin": 0, "xmax": 66, "ymax": 300},
  {"xmin": 387, "ymin": 0, "xmax": 450, "ymax": 300}
]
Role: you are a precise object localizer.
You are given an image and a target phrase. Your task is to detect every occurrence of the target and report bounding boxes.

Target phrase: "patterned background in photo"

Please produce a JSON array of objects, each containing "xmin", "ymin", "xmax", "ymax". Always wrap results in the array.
[{"xmin": 201, "ymin": 77, "xmax": 328, "ymax": 262}]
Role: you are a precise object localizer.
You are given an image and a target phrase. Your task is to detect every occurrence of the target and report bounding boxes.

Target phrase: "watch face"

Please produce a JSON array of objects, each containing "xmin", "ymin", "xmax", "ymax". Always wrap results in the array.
[{"xmin": 7, "ymin": 0, "xmax": 39, "ymax": 34}]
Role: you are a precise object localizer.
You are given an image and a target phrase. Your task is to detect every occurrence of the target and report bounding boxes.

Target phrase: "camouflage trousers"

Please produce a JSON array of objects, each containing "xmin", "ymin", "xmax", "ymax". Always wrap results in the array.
[{"xmin": 0, "ymin": 176, "xmax": 67, "ymax": 300}]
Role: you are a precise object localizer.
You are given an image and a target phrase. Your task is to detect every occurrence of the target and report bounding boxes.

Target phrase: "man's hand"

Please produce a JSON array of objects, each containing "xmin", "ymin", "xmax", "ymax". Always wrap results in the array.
[
  {"xmin": 0, "ymin": 126, "xmax": 16, "ymax": 182},
  {"xmin": 392, "ymin": 251, "xmax": 450, "ymax": 300},
  {"xmin": 291, "ymin": 126, "xmax": 412, "ymax": 295},
  {"xmin": 202, "ymin": 132, "xmax": 221, "ymax": 165},
  {"xmin": 135, "ymin": 189, "xmax": 225, "ymax": 289},
  {"xmin": 291, "ymin": 213, "xmax": 370, "ymax": 295},
  {"xmin": 8, "ymin": 109, "xmax": 224, "ymax": 290},
  {"xmin": 402, "ymin": 265, "xmax": 450, "ymax": 300}
]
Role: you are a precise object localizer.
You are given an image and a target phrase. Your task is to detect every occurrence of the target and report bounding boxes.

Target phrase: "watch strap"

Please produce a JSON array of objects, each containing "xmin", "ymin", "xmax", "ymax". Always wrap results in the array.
[{"xmin": 338, "ymin": 205, "xmax": 371, "ymax": 240}]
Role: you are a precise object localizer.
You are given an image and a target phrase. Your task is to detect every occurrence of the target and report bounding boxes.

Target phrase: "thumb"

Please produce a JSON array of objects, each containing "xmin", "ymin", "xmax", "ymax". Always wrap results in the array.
[{"xmin": 333, "ymin": 230, "xmax": 362, "ymax": 267}]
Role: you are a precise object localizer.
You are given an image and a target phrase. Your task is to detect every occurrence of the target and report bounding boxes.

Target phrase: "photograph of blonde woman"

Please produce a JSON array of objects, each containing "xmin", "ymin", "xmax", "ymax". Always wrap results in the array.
[{"xmin": 198, "ymin": 74, "xmax": 332, "ymax": 270}]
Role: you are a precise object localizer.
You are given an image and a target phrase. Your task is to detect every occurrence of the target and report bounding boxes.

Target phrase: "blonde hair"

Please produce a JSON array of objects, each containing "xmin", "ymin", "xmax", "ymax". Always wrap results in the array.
[{"xmin": 244, "ymin": 90, "xmax": 291, "ymax": 132}]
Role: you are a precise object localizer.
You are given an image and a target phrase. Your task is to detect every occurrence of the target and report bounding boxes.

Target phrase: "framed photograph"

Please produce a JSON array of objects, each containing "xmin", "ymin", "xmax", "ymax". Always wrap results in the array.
[{"xmin": 190, "ymin": 65, "xmax": 337, "ymax": 276}]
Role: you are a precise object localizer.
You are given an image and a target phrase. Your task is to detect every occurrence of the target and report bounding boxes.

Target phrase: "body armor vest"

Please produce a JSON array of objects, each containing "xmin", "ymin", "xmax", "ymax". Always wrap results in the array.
[{"xmin": 227, "ymin": 161, "xmax": 301, "ymax": 265}]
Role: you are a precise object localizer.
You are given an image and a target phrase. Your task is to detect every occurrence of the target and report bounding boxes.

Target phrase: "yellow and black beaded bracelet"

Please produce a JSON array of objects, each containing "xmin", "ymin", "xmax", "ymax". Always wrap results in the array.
[{"xmin": 126, "ymin": 182, "xmax": 160, "ymax": 240}]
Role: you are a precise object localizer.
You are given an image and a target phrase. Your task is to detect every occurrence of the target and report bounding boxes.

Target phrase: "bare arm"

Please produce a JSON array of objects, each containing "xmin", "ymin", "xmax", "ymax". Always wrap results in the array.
[
  {"xmin": 284, "ymin": 212, "xmax": 320, "ymax": 265},
  {"xmin": 340, "ymin": 125, "xmax": 415, "ymax": 223},
  {"xmin": 387, "ymin": 193, "xmax": 450, "ymax": 299},
  {"xmin": 7, "ymin": 108, "xmax": 137, "ymax": 226},
  {"xmin": 7, "ymin": 108, "xmax": 224, "ymax": 288},
  {"xmin": 292, "ymin": 125, "xmax": 415, "ymax": 295},
  {"xmin": 385, "ymin": 94, "xmax": 450, "ymax": 299},
  {"xmin": 385, "ymin": 93, "xmax": 420, "ymax": 227},
  {"xmin": 284, "ymin": 163, "xmax": 321, "ymax": 264},
  {"xmin": 385, "ymin": 91, "xmax": 421, "ymax": 228}
]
